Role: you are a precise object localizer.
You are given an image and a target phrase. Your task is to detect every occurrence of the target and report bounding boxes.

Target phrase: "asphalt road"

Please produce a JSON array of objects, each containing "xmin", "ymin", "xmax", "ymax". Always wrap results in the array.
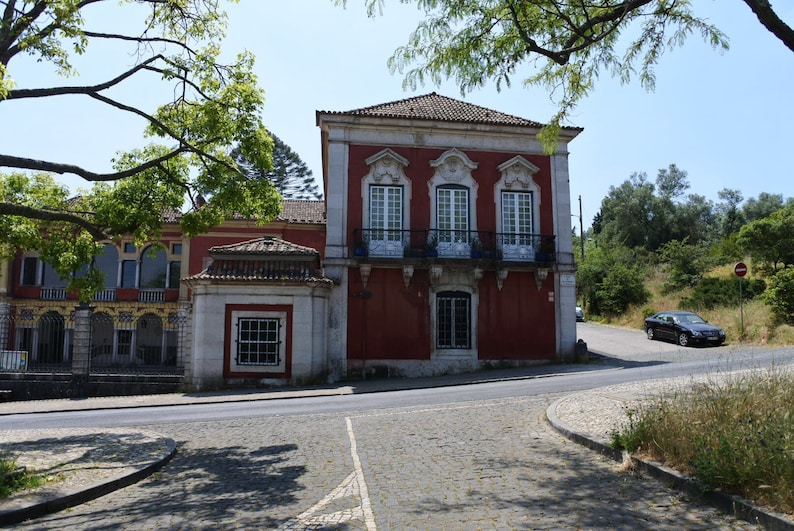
[{"xmin": 3, "ymin": 323, "xmax": 792, "ymax": 529}]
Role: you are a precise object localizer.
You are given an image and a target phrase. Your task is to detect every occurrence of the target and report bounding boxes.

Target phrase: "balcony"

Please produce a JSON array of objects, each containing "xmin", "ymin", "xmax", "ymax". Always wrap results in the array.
[
  {"xmin": 138, "ymin": 289, "xmax": 166, "ymax": 303},
  {"xmin": 40, "ymin": 287, "xmax": 67, "ymax": 300},
  {"xmin": 352, "ymin": 229, "xmax": 556, "ymax": 263},
  {"xmin": 93, "ymin": 289, "xmax": 117, "ymax": 302}
]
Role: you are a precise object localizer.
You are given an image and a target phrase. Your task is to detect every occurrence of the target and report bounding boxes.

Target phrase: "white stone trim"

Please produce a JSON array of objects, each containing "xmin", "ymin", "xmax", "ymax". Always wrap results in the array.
[
  {"xmin": 428, "ymin": 148, "xmax": 480, "ymax": 238},
  {"xmin": 228, "ymin": 309, "xmax": 287, "ymax": 373},
  {"xmin": 494, "ymin": 155, "xmax": 542, "ymax": 240},
  {"xmin": 428, "ymin": 267, "xmax": 479, "ymax": 362},
  {"xmin": 361, "ymin": 148, "xmax": 412, "ymax": 249}
]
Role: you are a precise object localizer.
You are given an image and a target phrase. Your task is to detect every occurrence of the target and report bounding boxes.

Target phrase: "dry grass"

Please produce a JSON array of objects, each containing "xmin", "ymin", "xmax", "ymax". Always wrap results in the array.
[{"xmin": 611, "ymin": 368, "xmax": 794, "ymax": 515}]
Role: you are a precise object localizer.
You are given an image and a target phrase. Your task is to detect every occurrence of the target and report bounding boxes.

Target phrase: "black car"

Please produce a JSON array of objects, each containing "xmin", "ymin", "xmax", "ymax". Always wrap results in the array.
[{"xmin": 644, "ymin": 311, "xmax": 726, "ymax": 347}]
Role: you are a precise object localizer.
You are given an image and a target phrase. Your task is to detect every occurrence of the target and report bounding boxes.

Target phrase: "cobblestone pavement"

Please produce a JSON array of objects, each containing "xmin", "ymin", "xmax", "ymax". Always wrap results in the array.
[{"xmin": 9, "ymin": 393, "xmax": 761, "ymax": 530}]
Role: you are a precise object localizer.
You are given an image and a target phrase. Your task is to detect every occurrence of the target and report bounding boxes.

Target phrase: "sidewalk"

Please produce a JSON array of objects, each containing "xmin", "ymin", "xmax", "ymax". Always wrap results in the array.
[{"xmin": 1, "ymin": 363, "xmax": 792, "ymax": 529}]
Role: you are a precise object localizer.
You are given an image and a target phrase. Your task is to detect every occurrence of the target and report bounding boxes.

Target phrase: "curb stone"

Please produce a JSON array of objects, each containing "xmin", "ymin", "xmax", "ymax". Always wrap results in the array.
[{"xmin": 0, "ymin": 435, "xmax": 176, "ymax": 526}]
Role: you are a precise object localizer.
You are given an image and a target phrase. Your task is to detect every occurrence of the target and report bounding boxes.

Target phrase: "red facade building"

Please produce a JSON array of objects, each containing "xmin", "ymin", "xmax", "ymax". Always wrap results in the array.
[{"xmin": 317, "ymin": 93, "xmax": 581, "ymax": 379}]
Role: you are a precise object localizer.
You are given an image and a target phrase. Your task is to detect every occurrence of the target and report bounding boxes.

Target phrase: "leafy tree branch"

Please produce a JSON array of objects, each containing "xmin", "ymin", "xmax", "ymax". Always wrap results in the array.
[
  {"xmin": 0, "ymin": 0, "xmax": 278, "ymax": 299},
  {"xmin": 345, "ymin": 0, "xmax": 791, "ymax": 151}
]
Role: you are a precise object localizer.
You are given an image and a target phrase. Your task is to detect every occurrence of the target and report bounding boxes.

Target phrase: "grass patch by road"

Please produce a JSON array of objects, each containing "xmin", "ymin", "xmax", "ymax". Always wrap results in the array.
[
  {"xmin": 0, "ymin": 455, "xmax": 44, "ymax": 498},
  {"xmin": 611, "ymin": 367, "xmax": 794, "ymax": 516}
]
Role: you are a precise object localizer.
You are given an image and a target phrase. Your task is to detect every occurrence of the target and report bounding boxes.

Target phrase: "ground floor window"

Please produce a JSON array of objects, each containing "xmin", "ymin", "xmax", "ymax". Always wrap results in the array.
[
  {"xmin": 236, "ymin": 317, "xmax": 281, "ymax": 366},
  {"xmin": 437, "ymin": 291, "xmax": 471, "ymax": 349},
  {"xmin": 226, "ymin": 307, "xmax": 289, "ymax": 375}
]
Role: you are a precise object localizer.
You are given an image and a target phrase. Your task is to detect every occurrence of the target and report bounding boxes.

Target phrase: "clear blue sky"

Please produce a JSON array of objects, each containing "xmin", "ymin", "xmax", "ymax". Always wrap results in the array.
[{"xmin": 2, "ymin": 1, "xmax": 793, "ymax": 233}]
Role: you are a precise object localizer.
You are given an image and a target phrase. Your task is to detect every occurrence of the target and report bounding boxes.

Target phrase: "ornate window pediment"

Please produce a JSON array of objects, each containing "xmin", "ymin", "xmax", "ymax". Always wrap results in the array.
[
  {"xmin": 497, "ymin": 156, "xmax": 540, "ymax": 190},
  {"xmin": 430, "ymin": 148, "xmax": 478, "ymax": 184},
  {"xmin": 364, "ymin": 148, "xmax": 410, "ymax": 185}
]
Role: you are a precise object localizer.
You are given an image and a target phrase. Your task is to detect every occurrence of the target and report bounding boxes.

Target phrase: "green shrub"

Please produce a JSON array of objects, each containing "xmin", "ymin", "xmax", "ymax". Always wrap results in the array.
[
  {"xmin": 657, "ymin": 239, "xmax": 709, "ymax": 292},
  {"xmin": 681, "ymin": 277, "xmax": 765, "ymax": 311},
  {"xmin": 640, "ymin": 306, "xmax": 657, "ymax": 319},
  {"xmin": 762, "ymin": 266, "xmax": 794, "ymax": 324}
]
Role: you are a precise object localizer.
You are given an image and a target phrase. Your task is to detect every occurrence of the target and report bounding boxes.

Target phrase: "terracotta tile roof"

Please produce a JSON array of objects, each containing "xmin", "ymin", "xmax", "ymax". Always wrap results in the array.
[
  {"xmin": 208, "ymin": 236, "xmax": 319, "ymax": 257},
  {"xmin": 277, "ymin": 200, "xmax": 326, "ymax": 224},
  {"xmin": 187, "ymin": 258, "xmax": 333, "ymax": 285},
  {"xmin": 318, "ymin": 92, "xmax": 580, "ymax": 131},
  {"xmin": 186, "ymin": 236, "xmax": 332, "ymax": 285}
]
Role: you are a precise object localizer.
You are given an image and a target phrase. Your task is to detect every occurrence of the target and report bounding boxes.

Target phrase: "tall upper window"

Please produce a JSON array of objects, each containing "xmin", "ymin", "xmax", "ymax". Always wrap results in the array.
[
  {"xmin": 139, "ymin": 246, "xmax": 167, "ymax": 288},
  {"xmin": 437, "ymin": 291, "xmax": 471, "ymax": 349},
  {"xmin": 502, "ymin": 191, "xmax": 534, "ymax": 246},
  {"xmin": 369, "ymin": 185, "xmax": 403, "ymax": 257},
  {"xmin": 428, "ymin": 149, "xmax": 479, "ymax": 258},
  {"xmin": 436, "ymin": 186, "xmax": 470, "ymax": 256},
  {"xmin": 495, "ymin": 156, "xmax": 541, "ymax": 261},
  {"xmin": 361, "ymin": 149, "xmax": 412, "ymax": 258},
  {"xmin": 21, "ymin": 256, "xmax": 39, "ymax": 286},
  {"xmin": 94, "ymin": 243, "xmax": 119, "ymax": 288}
]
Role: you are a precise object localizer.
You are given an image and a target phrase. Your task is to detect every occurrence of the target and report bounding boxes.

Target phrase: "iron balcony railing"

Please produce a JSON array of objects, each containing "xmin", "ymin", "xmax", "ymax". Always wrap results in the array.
[{"xmin": 352, "ymin": 229, "xmax": 556, "ymax": 262}]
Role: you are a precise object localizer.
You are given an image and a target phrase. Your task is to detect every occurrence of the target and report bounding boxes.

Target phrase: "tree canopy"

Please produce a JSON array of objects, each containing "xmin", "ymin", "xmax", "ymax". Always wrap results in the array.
[
  {"xmin": 1, "ymin": 0, "xmax": 279, "ymax": 298},
  {"xmin": 346, "ymin": 0, "xmax": 793, "ymax": 149}
]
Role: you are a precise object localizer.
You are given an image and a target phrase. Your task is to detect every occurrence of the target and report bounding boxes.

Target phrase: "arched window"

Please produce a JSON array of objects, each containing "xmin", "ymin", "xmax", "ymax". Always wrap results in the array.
[
  {"xmin": 436, "ymin": 291, "xmax": 471, "ymax": 349},
  {"xmin": 91, "ymin": 312, "xmax": 115, "ymax": 363},
  {"xmin": 38, "ymin": 311, "xmax": 66, "ymax": 364},
  {"xmin": 95, "ymin": 244, "xmax": 120, "ymax": 288},
  {"xmin": 137, "ymin": 313, "xmax": 164, "ymax": 364},
  {"xmin": 139, "ymin": 246, "xmax": 168, "ymax": 288}
]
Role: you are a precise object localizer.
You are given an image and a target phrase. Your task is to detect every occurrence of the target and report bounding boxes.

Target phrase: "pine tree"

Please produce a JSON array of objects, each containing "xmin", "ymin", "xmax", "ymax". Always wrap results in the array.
[{"xmin": 235, "ymin": 132, "xmax": 322, "ymax": 200}]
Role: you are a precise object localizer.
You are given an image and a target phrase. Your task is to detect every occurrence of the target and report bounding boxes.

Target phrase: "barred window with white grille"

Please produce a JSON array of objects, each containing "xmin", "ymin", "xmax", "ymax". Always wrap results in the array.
[{"xmin": 236, "ymin": 317, "xmax": 281, "ymax": 366}]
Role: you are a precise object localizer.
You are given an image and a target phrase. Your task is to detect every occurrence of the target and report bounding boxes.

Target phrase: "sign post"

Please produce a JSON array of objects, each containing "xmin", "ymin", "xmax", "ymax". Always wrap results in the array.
[{"xmin": 734, "ymin": 262, "xmax": 747, "ymax": 338}]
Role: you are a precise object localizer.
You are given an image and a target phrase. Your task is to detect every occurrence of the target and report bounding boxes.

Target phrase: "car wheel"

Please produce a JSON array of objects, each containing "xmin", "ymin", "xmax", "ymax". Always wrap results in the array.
[
  {"xmin": 678, "ymin": 332, "xmax": 690, "ymax": 347},
  {"xmin": 646, "ymin": 327, "xmax": 655, "ymax": 341}
]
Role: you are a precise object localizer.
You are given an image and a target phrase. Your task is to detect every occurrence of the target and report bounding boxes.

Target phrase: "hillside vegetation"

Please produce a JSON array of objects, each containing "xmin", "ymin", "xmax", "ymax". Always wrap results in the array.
[{"xmin": 590, "ymin": 262, "xmax": 794, "ymax": 347}]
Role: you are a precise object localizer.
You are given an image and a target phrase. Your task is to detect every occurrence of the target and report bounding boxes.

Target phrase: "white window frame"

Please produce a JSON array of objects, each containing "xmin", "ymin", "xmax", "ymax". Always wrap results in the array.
[
  {"xmin": 436, "ymin": 186, "xmax": 471, "ymax": 257},
  {"xmin": 361, "ymin": 149, "xmax": 412, "ymax": 257},
  {"xmin": 368, "ymin": 185, "xmax": 404, "ymax": 257},
  {"xmin": 494, "ymin": 156, "xmax": 541, "ymax": 261},
  {"xmin": 428, "ymin": 149, "xmax": 479, "ymax": 258},
  {"xmin": 228, "ymin": 310, "xmax": 287, "ymax": 373}
]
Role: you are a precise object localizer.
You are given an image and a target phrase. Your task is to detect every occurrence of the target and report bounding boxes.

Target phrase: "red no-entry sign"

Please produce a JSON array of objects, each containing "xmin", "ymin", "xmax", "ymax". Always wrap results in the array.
[{"xmin": 734, "ymin": 262, "xmax": 748, "ymax": 277}]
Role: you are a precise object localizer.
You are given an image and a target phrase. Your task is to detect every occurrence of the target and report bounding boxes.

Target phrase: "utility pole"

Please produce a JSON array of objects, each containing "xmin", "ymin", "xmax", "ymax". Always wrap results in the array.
[{"xmin": 578, "ymin": 195, "xmax": 585, "ymax": 261}]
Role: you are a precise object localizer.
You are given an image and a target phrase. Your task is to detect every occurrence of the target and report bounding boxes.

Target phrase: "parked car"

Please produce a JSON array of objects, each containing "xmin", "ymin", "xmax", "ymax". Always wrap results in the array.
[
  {"xmin": 644, "ymin": 311, "xmax": 725, "ymax": 347},
  {"xmin": 575, "ymin": 306, "xmax": 585, "ymax": 322}
]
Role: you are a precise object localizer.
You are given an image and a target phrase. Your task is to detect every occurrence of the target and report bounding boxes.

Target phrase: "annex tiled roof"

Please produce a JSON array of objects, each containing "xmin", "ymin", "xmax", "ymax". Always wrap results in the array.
[
  {"xmin": 276, "ymin": 200, "xmax": 326, "ymax": 224},
  {"xmin": 187, "ymin": 258, "xmax": 333, "ymax": 285},
  {"xmin": 186, "ymin": 236, "xmax": 332, "ymax": 285},
  {"xmin": 319, "ymin": 92, "xmax": 578, "ymax": 130},
  {"xmin": 208, "ymin": 236, "xmax": 319, "ymax": 257}
]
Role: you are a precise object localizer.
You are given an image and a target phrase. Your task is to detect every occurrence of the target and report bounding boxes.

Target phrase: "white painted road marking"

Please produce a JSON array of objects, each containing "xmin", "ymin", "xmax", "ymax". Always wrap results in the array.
[{"xmin": 280, "ymin": 417, "xmax": 376, "ymax": 530}]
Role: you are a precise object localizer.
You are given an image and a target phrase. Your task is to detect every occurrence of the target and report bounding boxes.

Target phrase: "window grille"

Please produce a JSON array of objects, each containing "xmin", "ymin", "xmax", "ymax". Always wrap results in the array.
[
  {"xmin": 437, "ymin": 292, "xmax": 471, "ymax": 349},
  {"xmin": 236, "ymin": 317, "xmax": 281, "ymax": 366}
]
